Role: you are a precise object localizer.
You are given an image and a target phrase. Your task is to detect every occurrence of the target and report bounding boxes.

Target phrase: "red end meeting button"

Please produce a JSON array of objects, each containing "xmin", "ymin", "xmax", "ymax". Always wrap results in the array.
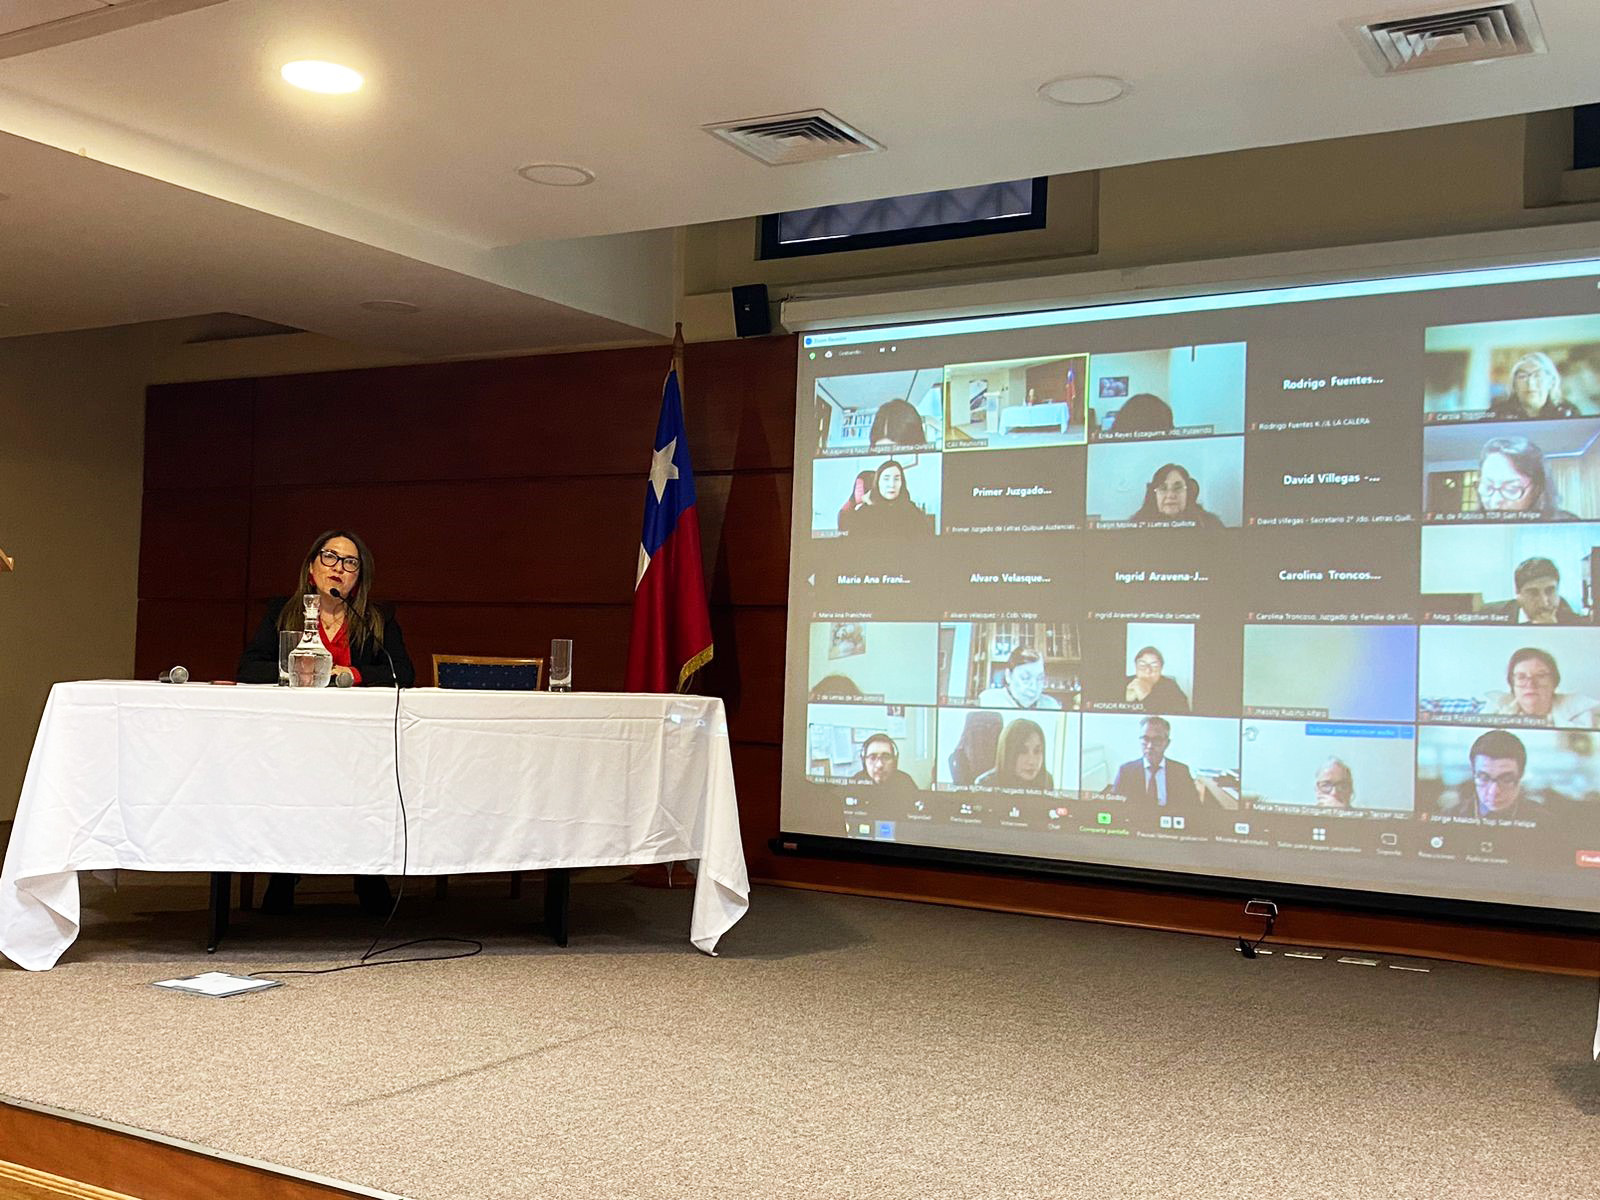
[{"xmin": 1576, "ymin": 851, "xmax": 1600, "ymax": 868}]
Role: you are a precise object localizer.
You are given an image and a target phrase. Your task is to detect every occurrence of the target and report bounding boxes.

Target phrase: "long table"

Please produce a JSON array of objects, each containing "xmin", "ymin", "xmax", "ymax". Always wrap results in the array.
[{"xmin": 0, "ymin": 682, "xmax": 749, "ymax": 969}]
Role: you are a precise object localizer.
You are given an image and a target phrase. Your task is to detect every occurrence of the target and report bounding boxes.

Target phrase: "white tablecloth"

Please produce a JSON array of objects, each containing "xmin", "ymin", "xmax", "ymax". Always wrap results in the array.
[{"xmin": 0, "ymin": 682, "xmax": 749, "ymax": 969}]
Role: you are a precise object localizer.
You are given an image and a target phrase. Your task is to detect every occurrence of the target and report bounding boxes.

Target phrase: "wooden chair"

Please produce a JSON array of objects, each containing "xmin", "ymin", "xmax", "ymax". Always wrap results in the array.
[{"xmin": 431, "ymin": 653, "xmax": 570, "ymax": 945}]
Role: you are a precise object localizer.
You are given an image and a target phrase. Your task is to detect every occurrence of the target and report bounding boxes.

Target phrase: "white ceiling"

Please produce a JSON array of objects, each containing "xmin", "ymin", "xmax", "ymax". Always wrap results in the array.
[{"xmin": 2, "ymin": 0, "xmax": 1599, "ymax": 353}]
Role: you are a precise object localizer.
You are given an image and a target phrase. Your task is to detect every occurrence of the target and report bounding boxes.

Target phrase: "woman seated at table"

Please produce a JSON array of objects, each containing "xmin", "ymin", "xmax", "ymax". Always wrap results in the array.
[
  {"xmin": 237, "ymin": 529, "xmax": 416, "ymax": 688},
  {"xmin": 235, "ymin": 529, "xmax": 416, "ymax": 915}
]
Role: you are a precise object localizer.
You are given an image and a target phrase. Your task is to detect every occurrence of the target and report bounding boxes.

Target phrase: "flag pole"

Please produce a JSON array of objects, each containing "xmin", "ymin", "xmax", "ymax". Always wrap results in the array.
[{"xmin": 671, "ymin": 322, "xmax": 686, "ymax": 404}]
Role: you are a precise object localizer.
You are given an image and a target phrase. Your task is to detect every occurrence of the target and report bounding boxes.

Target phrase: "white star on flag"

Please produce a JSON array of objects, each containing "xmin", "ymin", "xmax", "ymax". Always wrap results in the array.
[{"xmin": 649, "ymin": 437, "xmax": 679, "ymax": 502}]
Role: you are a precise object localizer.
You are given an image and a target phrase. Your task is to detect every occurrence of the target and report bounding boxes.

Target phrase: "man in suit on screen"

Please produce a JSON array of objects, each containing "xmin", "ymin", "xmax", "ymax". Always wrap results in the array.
[
  {"xmin": 1479, "ymin": 557, "xmax": 1585, "ymax": 625},
  {"xmin": 1110, "ymin": 716, "xmax": 1199, "ymax": 809}
]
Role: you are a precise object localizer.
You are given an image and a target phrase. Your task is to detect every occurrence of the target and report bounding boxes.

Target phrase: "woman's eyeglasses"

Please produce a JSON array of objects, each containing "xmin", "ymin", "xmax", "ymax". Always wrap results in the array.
[
  {"xmin": 317, "ymin": 549, "xmax": 361, "ymax": 572},
  {"xmin": 1477, "ymin": 479, "xmax": 1530, "ymax": 502}
]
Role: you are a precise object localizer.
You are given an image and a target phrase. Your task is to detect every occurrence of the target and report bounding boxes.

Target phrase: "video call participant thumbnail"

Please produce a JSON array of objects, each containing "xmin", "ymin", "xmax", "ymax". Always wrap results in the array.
[
  {"xmin": 1242, "ymin": 428, "xmax": 1421, "ymax": 526},
  {"xmin": 1481, "ymin": 648, "xmax": 1600, "ymax": 728},
  {"xmin": 805, "ymin": 703, "xmax": 936, "ymax": 813},
  {"xmin": 1418, "ymin": 525, "xmax": 1597, "ymax": 624},
  {"xmin": 1246, "ymin": 333, "xmax": 1417, "ymax": 433},
  {"xmin": 839, "ymin": 459, "xmax": 939, "ymax": 538},
  {"xmin": 1416, "ymin": 625, "xmax": 1600, "ymax": 729},
  {"xmin": 936, "ymin": 541, "xmax": 1081, "ymax": 623},
  {"xmin": 1086, "ymin": 438, "xmax": 1242, "ymax": 530},
  {"xmin": 1087, "ymin": 341, "xmax": 1247, "ymax": 442},
  {"xmin": 934, "ymin": 708, "xmax": 1079, "ymax": 795},
  {"xmin": 1242, "ymin": 624, "xmax": 1418, "ymax": 724},
  {"xmin": 940, "ymin": 445, "xmax": 1086, "ymax": 535},
  {"xmin": 1423, "ymin": 427, "xmax": 1589, "ymax": 521},
  {"xmin": 941, "ymin": 622, "xmax": 1080, "ymax": 710},
  {"xmin": 1240, "ymin": 720, "xmax": 1416, "ymax": 813},
  {"xmin": 1424, "ymin": 313, "xmax": 1600, "ymax": 421},
  {"xmin": 1079, "ymin": 618, "xmax": 1240, "ymax": 717},
  {"xmin": 813, "ymin": 369, "xmax": 943, "ymax": 455},
  {"xmin": 1241, "ymin": 526, "xmax": 1419, "ymax": 623},
  {"xmin": 1081, "ymin": 531, "xmax": 1239, "ymax": 627},
  {"xmin": 810, "ymin": 454, "xmax": 941, "ymax": 539},
  {"xmin": 944, "ymin": 353, "xmax": 1089, "ymax": 451},
  {"xmin": 1480, "ymin": 556, "xmax": 1586, "ymax": 624},
  {"xmin": 807, "ymin": 620, "xmax": 939, "ymax": 706},
  {"xmin": 1415, "ymin": 726, "xmax": 1592, "ymax": 831},
  {"xmin": 1105, "ymin": 716, "xmax": 1199, "ymax": 810},
  {"xmin": 977, "ymin": 647, "xmax": 1064, "ymax": 710}
]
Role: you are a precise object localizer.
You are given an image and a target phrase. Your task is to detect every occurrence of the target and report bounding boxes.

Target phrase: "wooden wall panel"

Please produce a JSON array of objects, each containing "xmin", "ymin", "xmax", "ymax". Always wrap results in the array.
[
  {"xmin": 244, "ymin": 479, "xmax": 642, "ymax": 605},
  {"xmin": 143, "ymin": 379, "xmax": 255, "ymax": 491},
  {"xmin": 699, "ymin": 470, "xmax": 792, "ymax": 607},
  {"xmin": 680, "ymin": 337, "xmax": 800, "ymax": 472},
  {"xmin": 138, "ymin": 488, "xmax": 251, "ymax": 601},
  {"xmin": 703, "ymin": 607, "xmax": 786, "ymax": 746}
]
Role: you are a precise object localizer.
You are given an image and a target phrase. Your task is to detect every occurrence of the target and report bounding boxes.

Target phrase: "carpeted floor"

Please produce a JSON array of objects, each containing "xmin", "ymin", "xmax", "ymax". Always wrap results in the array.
[{"xmin": 1, "ymin": 857, "xmax": 1598, "ymax": 1200}]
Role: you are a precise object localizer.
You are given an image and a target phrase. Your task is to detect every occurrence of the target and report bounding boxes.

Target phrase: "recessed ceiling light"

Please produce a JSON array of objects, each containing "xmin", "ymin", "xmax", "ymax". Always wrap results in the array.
[
  {"xmin": 360, "ymin": 299, "xmax": 420, "ymax": 314},
  {"xmin": 516, "ymin": 163, "xmax": 596, "ymax": 187},
  {"xmin": 281, "ymin": 60, "xmax": 364, "ymax": 95},
  {"xmin": 1038, "ymin": 74, "xmax": 1131, "ymax": 106}
]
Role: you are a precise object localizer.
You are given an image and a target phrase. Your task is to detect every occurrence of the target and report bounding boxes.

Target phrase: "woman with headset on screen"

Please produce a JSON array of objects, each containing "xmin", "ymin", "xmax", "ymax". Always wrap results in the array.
[
  {"xmin": 839, "ymin": 459, "xmax": 935, "ymax": 538},
  {"xmin": 974, "ymin": 719, "xmax": 1054, "ymax": 792},
  {"xmin": 1128, "ymin": 463, "xmax": 1224, "ymax": 529}
]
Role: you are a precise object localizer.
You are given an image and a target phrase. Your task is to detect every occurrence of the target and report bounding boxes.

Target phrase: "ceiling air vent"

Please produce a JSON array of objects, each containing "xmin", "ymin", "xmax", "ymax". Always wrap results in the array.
[
  {"xmin": 703, "ymin": 110, "xmax": 884, "ymax": 166},
  {"xmin": 1349, "ymin": 1, "xmax": 1546, "ymax": 75}
]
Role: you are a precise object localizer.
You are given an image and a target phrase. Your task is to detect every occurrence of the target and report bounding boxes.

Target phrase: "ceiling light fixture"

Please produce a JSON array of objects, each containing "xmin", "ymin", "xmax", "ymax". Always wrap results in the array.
[
  {"xmin": 1038, "ymin": 74, "xmax": 1131, "ymax": 106},
  {"xmin": 516, "ymin": 163, "xmax": 596, "ymax": 187},
  {"xmin": 281, "ymin": 60, "xmax": 364, "ymax": 94},
  {"xmin": 359, "ymin": 299, "xmax": 420, "ymax": 314}
]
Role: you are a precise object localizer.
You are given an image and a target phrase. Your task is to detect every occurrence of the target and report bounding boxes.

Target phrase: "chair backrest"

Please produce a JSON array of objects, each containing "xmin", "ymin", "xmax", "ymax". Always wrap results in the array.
[{"xmin": 432, "ymin": 654, "xmax": 545, "ymax": 691}]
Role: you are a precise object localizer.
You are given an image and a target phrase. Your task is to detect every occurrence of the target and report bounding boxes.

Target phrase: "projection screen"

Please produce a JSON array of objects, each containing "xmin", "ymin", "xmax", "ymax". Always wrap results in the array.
[{"xmin": 780, "ymin": 255, "xmax": 1600, "ymax": 916}]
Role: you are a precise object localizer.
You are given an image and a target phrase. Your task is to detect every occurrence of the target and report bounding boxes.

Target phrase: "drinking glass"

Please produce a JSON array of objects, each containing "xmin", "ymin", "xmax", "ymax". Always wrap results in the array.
[
  {"xmin": 277, "ymin": 630, "xmax": 298, "ymax": 686},
  {"xmin": 549, "ymin": 639, "xmax": 573, "ymax": 692}
]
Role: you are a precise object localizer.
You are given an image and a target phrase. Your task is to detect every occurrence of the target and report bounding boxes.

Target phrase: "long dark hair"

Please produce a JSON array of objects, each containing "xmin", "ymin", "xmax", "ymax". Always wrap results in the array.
[
  {"xmin": 995, "ymin": 718, "xmax": 1048, "ymax": 787},
  {"xmin": 871, "ymin": 459, "xmax": 916, "ymax": 507},
  {"xmin": 275, "ymin": 529, "xmax": 385, "ymax": 652}
]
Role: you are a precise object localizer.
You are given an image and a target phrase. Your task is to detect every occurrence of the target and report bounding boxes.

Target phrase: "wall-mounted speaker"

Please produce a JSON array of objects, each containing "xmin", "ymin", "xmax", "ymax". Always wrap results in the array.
[{"xmin": 731, "ymin": 283, "xmax": 772, "ymax": 338}]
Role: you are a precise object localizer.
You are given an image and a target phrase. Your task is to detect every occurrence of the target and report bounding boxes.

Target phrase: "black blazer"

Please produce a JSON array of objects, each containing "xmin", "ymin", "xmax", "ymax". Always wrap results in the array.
[{"xmin": 236, "ymin": 597, "xmax": 417, "ymax": 687}]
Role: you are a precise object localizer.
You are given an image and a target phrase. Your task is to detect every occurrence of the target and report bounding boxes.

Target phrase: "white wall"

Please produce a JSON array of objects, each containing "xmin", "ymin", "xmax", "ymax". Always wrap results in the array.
[{"xmin": 0, "ymin": 326, "xmax": 153, "ymax": 819}]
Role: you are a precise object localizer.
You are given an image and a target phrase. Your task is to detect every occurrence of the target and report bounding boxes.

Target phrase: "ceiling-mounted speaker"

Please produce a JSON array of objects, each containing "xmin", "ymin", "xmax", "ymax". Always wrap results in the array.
[{"xmin": 731, "ymin": 284, "xmax": 772, "ymax": 338}]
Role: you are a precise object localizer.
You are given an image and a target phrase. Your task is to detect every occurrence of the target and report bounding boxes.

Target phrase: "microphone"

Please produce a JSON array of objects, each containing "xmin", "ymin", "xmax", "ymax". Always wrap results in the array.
[
  {"xmin": 158, "ymin": 665, "xmax": 189, "ymax": 684},
  {"xmin": 329, "ymin": 587, "xmax": 400, "ymax": 689},
  {"xmin": 333, "ymin": 671, "xmax": 353, "ymax": 688}
]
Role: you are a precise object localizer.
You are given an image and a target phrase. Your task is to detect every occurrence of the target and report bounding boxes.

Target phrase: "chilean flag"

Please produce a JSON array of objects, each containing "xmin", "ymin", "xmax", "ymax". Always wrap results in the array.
[{"xmin": 625, "ymin": 367, "xmax": 714, "ymax": 693}]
